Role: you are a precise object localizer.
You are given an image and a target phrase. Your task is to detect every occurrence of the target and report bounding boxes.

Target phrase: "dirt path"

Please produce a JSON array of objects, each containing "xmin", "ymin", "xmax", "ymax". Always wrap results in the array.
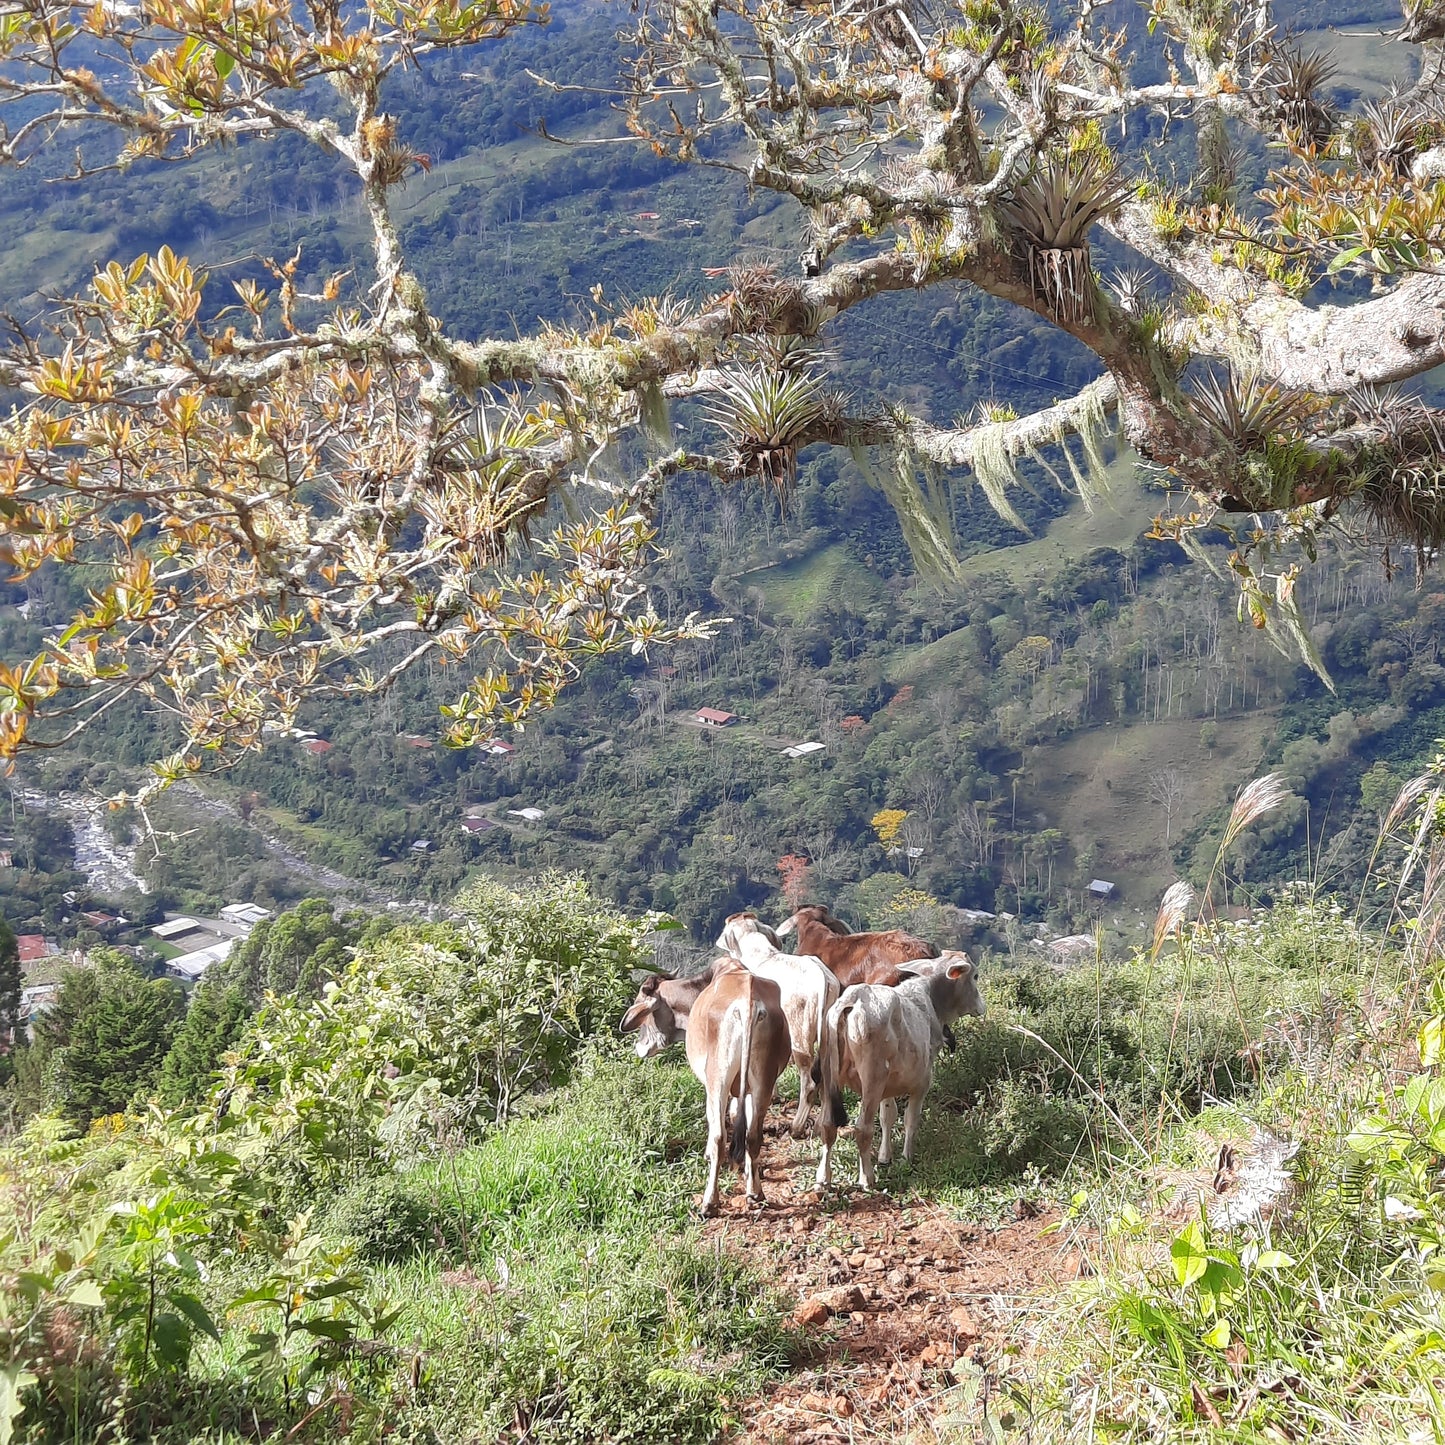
[{"xmin": 704, "ymin": 1124, "xmax": 1072, "ymax": 1443}]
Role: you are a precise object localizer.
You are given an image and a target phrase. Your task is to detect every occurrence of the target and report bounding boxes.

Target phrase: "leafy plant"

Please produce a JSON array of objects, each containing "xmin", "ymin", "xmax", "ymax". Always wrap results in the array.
[
  {"xmin": 233, "ymin": 1213, "xmax": 399, "ymax": 1410},
  {"xmin": 1187, "ymin": 367, "xmax": 1316, "ymax": 451},
  {"xmin": 1002, "ymin": 152, "xmax": 1132, "ymax": 322},
  {"xmin": 704, "ymin": 363, "xmax": 840, "ymax": 495}
]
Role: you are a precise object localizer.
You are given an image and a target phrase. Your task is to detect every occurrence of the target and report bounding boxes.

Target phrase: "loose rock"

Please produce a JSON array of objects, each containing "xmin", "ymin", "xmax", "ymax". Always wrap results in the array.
[{"xmin": 814, "ymin": 1283, "xmax": 867, "ymax": 1315}]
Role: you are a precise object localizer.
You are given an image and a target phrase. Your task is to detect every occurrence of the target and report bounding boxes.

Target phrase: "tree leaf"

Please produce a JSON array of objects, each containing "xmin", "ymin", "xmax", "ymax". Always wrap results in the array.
[
  {"xmin": 166, "ymin": 1290, "xmax": 220, "ymax": 1342},
  {"xmin": 0, "ymin": 1363, "xmax": 37, "ymax": 1445},
  {"xmin": 62, "ymin": 1279, "xmax": 104, "ymax": 1308}
]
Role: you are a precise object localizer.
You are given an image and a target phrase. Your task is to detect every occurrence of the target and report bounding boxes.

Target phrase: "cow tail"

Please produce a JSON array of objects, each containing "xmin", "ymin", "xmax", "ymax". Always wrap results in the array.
[
  {"xmin": 729, "ymin": 996, "xmax": 757, "ymax": 1169},
  {"xmin": 828, "ymin": 999, "xmax": 851, "ymax": 1128}
]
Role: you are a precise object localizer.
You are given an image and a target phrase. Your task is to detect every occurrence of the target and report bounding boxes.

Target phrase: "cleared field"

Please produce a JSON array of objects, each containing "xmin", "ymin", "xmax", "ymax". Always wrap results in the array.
[
  {"xmin": 885, "ymin": 624, "xmax": 981, "ymax": 688},
  {"xmin": 748, "ymin": 542, "xmax": 861, "ymax": 621},
  {"xmin": 956, "ymin": 457, "xmax": 1154, "ymax": 586},
  {"xmin": 1021, "ymin": 709, "xmax": 1281, "ymax": 910}
]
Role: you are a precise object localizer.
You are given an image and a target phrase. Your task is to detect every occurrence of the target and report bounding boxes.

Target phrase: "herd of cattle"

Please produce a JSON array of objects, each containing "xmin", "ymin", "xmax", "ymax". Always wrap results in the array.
[{"xmin": 620, "ymin": 905, "xmax": 986, "ymax": 1215}]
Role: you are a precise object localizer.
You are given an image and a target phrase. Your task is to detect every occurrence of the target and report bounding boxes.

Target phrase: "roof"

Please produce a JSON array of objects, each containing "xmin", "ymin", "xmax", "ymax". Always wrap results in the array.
[
  {"xmin": 302, "ymin": 738, "xmax": 333, "ymax": 755},
  {"xmin": 1087, "ymin": 879, "xmax": 1116, "ymax": 895},
  {"xmin": 411, "ymin": 839, "xmax": 432, "ymax": 851},
  {"xmin": 461, "ymin": 817, "xmax": 495, "ymax": 833},
  {"xmin": 16, "ymin": 935, "xmax": 53, "ymax": 964},
  {"xmin": 507, "ymin": 807, "xmax": 546, "ymax": 822},
  {"xmin": 168, "ymin": 939, "xmax": 236, "ymax": 980},
  {"xmin": 403, "ymin": 735, "xmax": 432, "ymax": 749},
  {"xmin": 81, "ymin": 911, "xmax": 117, "ymax": 927},
  {"xmin": 483, "ymin": 740, "xmax": 515, "ymax": 755},
  {"xmin": 151, "ymin": 916, "xmax": 205, "ymax": 940},
  {"xmin": 696, "ymin": 707, "xmax": 737, "ymax": 724},
  {"xmin": 783, "ymin": 741, "xmax": 826, "ymax": 758},
  {"xmin": 220, "ymin": 903, "xmax": 271, "ymax": 925}
]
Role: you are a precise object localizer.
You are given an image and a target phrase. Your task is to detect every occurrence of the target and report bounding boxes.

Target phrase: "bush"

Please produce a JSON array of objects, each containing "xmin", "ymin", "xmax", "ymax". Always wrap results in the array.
[
  {"xmin": 324, "ymin": 1174, "xmax": 456, "ymax": 1263},
  {"xmin": 215, "ymin": 874, "xmax": 662, "ymax": 1191},
  {"xmin": 919, "ymin": 897, "xmax": 1374, "ymax": 1182}
]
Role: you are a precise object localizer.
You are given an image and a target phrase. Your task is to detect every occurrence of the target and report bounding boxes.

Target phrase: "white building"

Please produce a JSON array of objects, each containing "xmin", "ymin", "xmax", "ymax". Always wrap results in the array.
[
  {"xmin": 220, "ymin": 903, "xmax": 271, "ymax": 927},
  {"xmin": 169, "ymin": 939, "xmax": 237, "ymax": 981}
]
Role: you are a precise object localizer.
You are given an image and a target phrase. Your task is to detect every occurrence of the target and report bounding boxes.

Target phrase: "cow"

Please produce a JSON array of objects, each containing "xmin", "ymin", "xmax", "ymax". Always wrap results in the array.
[
  {"xmin": 715, "ymin": 913, "xmax": 847, "ymax": 1171},
  {"xmin": 776, "ymin": 904, "xmax": 940, "ymax": 987},
  {"xmin": 825, "ymin": 953, "xmax": 986, "ymax": 1190},
  {"xmin": 620, "ymin": 959, "xmax": 791, "ymax": 1215}
]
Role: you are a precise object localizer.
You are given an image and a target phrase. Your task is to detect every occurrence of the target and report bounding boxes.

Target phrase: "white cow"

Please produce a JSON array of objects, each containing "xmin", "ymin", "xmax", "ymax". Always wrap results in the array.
[
  {"xmin": 826, "ymin": 954, "xmax": 986, "ymax": 1189},
  {"xmin": 715, "ymin": 912, "xmax": 845, "ymax": 1182}
]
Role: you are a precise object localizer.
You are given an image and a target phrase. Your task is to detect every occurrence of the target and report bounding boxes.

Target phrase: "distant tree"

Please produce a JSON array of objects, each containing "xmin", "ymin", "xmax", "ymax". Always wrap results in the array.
[
  {"xmin": 0, "ymin": 916, "xmax": 20, "ymax": 1048},
  {"xmin": 1360, "ymin": 761, "xmax": 1402, "ymax": 823},
  {"xmin": 215, "ymin": 898, "xmax": 387, "ymax": 1005},
  {"xmin": 871, "ymin": 809, "xmax": 908, "ymax": 850},
  {"xmin": 31, "ymin": 950, "xmax": 186, "ymax": 1128},
  {"xmin": 1148, "ymin": 768, "xmax": 1190, "ymax": 846},
  {"xmin": 776, "ymin": 854, "xmax": 812, "ymax": 910},
  {"xmin": 156, "ymin": 979, "xmax": 251, "ymax": 1106}
]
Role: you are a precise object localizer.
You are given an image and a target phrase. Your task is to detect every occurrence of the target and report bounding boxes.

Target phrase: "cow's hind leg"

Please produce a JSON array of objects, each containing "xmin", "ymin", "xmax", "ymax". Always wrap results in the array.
[
  {"xmin": 902, "ymin": 1091, "xmax": 925, "ymax": 1166},
  {"xmin": 789, "ymin": 1054, "xmax": 814, "ymax": 1139},
  {"xmin": 815, "ymin": 1112, "xmax": 835, "ymax": 1191},
  {"xmin": 745, "ymin": 1084, "xmax": 772, "ymax": 1203},
  {"xmin": 854, "ymin": 1092, "xmax": 879, "ymax": 1191},
  {"xmin": 701, "ymin": 1084, "xmax": 726, "ymax": 1216},
  {"xmin": 877, "ymin": 1097, "xmax": 898, "ymax": 1166}
]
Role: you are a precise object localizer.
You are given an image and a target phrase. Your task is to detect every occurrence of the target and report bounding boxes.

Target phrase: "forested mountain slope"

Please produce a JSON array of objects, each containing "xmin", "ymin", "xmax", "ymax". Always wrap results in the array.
[{"xmin": 0, "ymin": 0, "xmax": 1435, "ymax": 949}]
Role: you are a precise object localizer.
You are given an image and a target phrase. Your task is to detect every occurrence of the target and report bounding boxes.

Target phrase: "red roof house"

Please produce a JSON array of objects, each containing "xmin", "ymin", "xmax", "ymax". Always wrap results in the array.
[
  {"xmin": 16, "ymin": 935, "xmax": 53, "ymax": 965},
  {"xmin": 696, "ymin": 707, "xmax": 738, "ymax": 727},
  {"xmin": 302, "ymin": 739, "xmax": 333, "ymax": 756}
]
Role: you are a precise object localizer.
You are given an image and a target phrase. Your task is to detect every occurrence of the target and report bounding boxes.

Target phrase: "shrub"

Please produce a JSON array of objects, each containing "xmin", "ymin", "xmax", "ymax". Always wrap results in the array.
[
  {"xmin": 323, "ymin": 1174, "xmax": 457, "ymax": 1263},
  {"xmin": 215, "ymin": 874, "xmax": 662, "ymax": 1190}
]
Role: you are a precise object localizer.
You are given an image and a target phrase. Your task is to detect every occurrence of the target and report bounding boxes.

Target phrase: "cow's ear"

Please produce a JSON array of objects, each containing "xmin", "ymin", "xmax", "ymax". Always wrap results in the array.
[
  {"xmin": 946, "ymin": 960, "xmax": 972, "ymax": 981},
  {"xmin": 620, "ymin": 1000, "xmax": 650, "ymax": 1032}
]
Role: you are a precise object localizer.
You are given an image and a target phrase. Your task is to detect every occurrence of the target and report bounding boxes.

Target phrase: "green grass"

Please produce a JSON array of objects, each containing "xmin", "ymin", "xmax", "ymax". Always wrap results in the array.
[
  {"xmin": 316, "ymin": 1050, "xmax": 794, "ymax": 1445},
  {"xmin": 956, "ymin": 457, "xmax": 1152, "ymax": 585},
  {"xmin": 748, "ymin": 542, "xmax": 859, "ymax": 622}
]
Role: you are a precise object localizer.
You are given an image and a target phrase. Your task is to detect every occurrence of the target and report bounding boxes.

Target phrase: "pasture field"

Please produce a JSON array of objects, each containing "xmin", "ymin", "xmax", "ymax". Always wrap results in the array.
[
  {"xmin": 955, "ymin": 460, "xmax": 1154, "ymax": 587},
  {"xmin": 1021, "ymin": 711, "xmax": 1281, "ymax": 906},
  {"xmin": 749, "ymin": 545, "xmax": 861, "ymax": 625}
]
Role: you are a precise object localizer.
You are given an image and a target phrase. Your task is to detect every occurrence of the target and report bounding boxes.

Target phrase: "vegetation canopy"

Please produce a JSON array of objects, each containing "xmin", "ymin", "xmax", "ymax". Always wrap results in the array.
[{"xmin": 5, "ymin": 0, "xmax": 1445, "ymax": 775}]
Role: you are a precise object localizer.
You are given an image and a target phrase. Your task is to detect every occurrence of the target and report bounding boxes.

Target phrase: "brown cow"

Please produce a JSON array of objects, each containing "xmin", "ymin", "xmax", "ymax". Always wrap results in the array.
[
  {"xmin": 776, "ymin": 904, "xmax": 939, "ymax": 987},
  {"xmin": 621, "ymin": 959, "xmax": 791, "ymax": 1215}
]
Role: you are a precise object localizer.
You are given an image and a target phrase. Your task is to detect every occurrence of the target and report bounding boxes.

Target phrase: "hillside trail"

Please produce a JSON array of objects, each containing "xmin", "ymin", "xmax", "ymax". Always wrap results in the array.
[{"xmin": 703, "ymin": 1119, "xmax": 1073, "ymax": 1444}]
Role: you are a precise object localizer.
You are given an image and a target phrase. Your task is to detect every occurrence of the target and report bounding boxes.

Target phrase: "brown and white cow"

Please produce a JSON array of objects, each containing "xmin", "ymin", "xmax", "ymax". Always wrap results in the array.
[
  {"xmin": 621, "ymin": 959, "xmax": 791, "ymax": 1215},
  {"xmin": 777, "ymin": 904, "xmax": 939, "ymax": 987},
  {"xmin": 825, "ymin": 953, "xmax": 985, "ymax": 1190},
  {"xmin": 715, "ymin": 913, "xmax": 846, "ymax": 1166}
]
